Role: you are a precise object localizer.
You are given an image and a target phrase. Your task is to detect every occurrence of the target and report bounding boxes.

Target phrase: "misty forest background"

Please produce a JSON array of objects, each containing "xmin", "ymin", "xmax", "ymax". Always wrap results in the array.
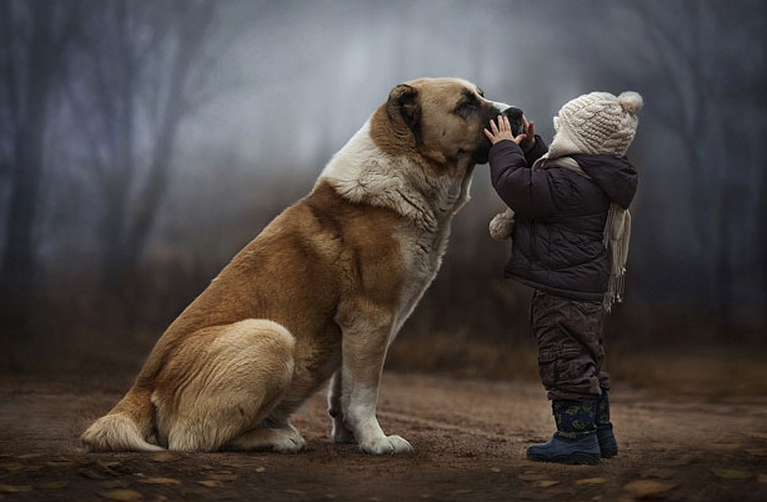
[{"xmin": 1, "ymin": 0, "xmax": 766, "ymax": 382}]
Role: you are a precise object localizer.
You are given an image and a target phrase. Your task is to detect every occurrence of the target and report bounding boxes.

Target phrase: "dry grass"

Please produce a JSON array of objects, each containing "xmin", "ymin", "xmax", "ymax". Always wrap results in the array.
[
  {"xmin": 5, "ymin": 321, "xmax": 767, "ymax": 400},
  {"xmin": 387, "ymin": 335, "xmax": 767, "ymax": 399}
]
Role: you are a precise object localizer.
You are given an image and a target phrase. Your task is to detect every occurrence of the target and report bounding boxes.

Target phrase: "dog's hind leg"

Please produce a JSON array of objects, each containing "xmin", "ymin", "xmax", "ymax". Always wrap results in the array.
[
  {"xmin": 153, "ymin": 319, "xmax": 295, "ymax": 452},
  {"xmin": 227, "ymin": 421, "xmax": 306, "ymax": 453}
]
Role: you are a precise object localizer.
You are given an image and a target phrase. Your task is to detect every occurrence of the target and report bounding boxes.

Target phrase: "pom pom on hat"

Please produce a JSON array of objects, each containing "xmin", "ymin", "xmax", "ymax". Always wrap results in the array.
[{"xmin": 618, "ymin": 91, "xmax": 643, "ymax": 116}]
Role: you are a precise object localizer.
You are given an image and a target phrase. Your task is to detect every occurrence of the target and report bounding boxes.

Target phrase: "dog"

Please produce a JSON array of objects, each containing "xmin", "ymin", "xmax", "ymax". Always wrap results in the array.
[{"xmin": 82, "ymin": 77, "xmax": 522, "ymax": 455}]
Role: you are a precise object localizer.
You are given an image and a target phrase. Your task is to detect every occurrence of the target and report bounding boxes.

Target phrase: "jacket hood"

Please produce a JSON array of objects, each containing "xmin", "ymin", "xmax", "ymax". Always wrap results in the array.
[{"xmin": 572, "ymin": 154, "xmax": 638, "ymax": 209}]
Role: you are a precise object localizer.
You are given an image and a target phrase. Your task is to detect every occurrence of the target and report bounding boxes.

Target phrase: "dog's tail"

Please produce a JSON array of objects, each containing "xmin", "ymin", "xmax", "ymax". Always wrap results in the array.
[{"xmin": 81, "ymin": 387, "xmax": 164, "ymax": 452}]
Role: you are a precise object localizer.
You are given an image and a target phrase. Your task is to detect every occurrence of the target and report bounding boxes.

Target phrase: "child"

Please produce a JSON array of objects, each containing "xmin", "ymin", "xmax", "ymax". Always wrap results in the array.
[{"xmin": 483, "ymin": 91, "xmax": 642, "ymax": 464}]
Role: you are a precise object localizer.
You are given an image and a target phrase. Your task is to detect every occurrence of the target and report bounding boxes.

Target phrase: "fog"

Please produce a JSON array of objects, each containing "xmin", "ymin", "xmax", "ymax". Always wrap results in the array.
[{"xmin": 1, "ymin": 0, "xmax": 766, "ymax": 371}]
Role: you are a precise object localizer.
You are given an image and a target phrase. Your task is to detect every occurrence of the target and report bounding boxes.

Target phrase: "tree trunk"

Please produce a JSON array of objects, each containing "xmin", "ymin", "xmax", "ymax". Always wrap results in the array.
[
  {"xmin": 116, "ymin": 1, "xmax": 215, "ymax": 325},
  {"xmin": 0, "ymin": 4, "xmax": 57, "ymax": 369}
]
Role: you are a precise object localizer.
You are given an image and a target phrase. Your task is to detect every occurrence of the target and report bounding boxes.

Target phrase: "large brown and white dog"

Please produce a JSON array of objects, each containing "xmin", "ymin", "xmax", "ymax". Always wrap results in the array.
[{"xmin": 82, "ymin": 77, "xmax": 522, "ymax": 455}]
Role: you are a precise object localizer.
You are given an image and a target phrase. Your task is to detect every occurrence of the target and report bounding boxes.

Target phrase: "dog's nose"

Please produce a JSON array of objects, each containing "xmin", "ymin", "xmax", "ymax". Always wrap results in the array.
[{"xmin": 501, "ymin": 106, "xmax": 524, "ymax": 136}]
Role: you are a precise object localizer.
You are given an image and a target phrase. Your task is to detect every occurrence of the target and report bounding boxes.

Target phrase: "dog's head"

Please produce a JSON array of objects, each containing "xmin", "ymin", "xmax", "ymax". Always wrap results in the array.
[{"xmin": 376, "ymin": 77, "xmax": 523, "ymax": 167}]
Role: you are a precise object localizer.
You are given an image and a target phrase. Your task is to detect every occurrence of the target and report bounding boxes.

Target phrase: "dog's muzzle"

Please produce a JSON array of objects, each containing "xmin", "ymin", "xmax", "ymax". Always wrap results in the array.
[
  {"xmin": 473, "ymin": 102, "xmax": 526, "ymax": 164},
  {"xmin": 499, "ymin": 106, "xmax": 524, "ymax": 136}
]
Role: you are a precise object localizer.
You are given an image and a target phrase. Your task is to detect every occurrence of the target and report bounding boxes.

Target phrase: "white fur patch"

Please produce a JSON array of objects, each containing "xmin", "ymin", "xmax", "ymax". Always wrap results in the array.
[
  {"xmin": 319, "ymin": 120, "xmax": 439, "ymax": 230},
  {"xmin": 321, "ymin": 117, "xmax": 475, "ymax": 342}
]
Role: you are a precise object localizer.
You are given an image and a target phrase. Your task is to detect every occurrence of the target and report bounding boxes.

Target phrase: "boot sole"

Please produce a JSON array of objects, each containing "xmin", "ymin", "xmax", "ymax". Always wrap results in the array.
[{"xmin": 527, "ymin": 450, "xmax": 600, "ymax": 465}]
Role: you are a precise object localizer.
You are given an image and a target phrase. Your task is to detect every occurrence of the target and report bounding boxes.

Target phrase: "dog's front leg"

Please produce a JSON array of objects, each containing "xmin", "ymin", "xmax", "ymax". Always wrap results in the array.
[
  {"xmin": 339, "ymin": 317, "xmax": 412, "ymax": 455},
  {"xmin": 327, "ymin": 371, "xmax": 355, "ymax": 443}
]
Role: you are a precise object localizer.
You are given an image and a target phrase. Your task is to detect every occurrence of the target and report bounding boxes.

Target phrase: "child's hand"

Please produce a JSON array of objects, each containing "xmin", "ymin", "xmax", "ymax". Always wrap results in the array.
[
  {"xmin": 519, "ymin": 115, "xmax": 536, "ymax": 151},
  {"xmin": 484, "ymin": 115, "xmax": 527, "ymax": 146}
]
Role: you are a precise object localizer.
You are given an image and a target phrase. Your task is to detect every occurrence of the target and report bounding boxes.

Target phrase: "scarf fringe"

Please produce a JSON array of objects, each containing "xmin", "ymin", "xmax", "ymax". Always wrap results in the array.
[{"xmin": 602, "ymin": 203, "xmax": 631, "ymax": 312}]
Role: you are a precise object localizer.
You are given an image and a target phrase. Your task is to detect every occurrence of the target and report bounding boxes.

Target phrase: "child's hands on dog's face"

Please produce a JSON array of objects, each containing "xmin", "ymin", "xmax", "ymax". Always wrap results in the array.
[{"xmin": 484, "ymin": 115, "xmax": 527, "ymax": 146}]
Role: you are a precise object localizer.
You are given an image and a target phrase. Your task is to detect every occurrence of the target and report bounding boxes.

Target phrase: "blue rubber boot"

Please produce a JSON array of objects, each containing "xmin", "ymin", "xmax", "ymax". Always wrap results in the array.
[
  {"xmin": 596, "ymin": 392, "xmax": 618, "ymax": 458},
  {"xmin": 527, "ymin": 399, "xmax": 600, "ymax": 465}
]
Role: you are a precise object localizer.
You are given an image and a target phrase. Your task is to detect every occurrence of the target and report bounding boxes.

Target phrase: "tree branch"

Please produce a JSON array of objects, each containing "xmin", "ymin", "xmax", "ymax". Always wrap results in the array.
[{"xmin": 0, "ymin": 0, "xmax": 20, "ymax": 131}]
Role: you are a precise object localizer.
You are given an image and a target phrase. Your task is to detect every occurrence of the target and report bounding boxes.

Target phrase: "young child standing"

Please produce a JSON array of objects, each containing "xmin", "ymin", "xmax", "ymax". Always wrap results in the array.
[{"xmin": 483, "ymin": 91, "xmax": 642, "ymax": 464}]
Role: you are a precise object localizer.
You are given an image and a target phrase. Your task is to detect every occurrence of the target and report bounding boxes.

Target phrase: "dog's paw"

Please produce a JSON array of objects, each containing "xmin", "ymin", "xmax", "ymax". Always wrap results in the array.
[
  {"xmin": 358, "ymin": 434, "xmax": 413, "ymax": 455},
  {"xmin": 272, "ymin": 431, "xmax": 306, "ymax": 453}
]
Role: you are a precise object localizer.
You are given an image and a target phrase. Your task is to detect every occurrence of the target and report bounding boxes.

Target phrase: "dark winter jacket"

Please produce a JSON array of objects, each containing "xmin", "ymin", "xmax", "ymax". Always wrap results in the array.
[{"xmin": 489, "ymin": 136, "xmax": 638, "ymax": 301}]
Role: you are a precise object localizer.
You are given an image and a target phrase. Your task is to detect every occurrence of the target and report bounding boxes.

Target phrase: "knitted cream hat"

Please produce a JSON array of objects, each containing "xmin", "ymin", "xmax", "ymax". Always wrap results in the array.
[{"xmin": 550, "ymin": 91, "xmax": 643, "ymax": 157}]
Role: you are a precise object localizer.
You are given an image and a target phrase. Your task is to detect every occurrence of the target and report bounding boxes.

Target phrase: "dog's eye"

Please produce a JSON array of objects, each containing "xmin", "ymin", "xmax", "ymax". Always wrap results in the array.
[{"xmin": 456, "ymin": 101, "xmax": 478, "ymax": 115}]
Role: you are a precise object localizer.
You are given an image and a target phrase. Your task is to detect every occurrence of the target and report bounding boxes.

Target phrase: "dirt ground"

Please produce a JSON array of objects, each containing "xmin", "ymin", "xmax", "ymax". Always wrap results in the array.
[{"xmin": 1, "ymin": 371, "xmax": 766, "ymax": 502}]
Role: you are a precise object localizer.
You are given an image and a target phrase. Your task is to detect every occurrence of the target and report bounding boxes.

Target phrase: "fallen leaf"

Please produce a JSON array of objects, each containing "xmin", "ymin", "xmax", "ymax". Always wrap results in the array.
[
  {"xmin": 490, "ymin": 467, "xmax": 501, "ymax": 473},
  {"xmin": 17, "ymin": 454, "xmax": 42, "ymax": 459},
  {"xmin": 46, "ymin": 460, "xmax": 75, "ymax": 467},
  {"xmin": 80, "ymin": 468, "xmax": 108, "ymax": 480},
  {"xmin": 138, "ymin": 477, "xmax": 181, "ymax": 486},
  {"xmin": 98, "ymin": 481, "xmax": 124, "ymax": 490},
  {"xmin": 711, "ymin": 468, "xmax": 753, "ymax": 480},
  {"xmin": 37, "ymin": 481, "xmax": 70, "ymax": 490},
  {"xmin": 577, "ymin": 477, "xmax": 607, "ymax": 486},
  {"xmin": 0, "ymin": 485, "xmax": 33, "ymax": 493},
  {"xmin": 99, "ymin": 489, "xmax": 143, "ymax": 501},
  {"xmin": 534, "ymin": 480, "xmax": 559, "ymax": 488},
  {"xmin": 197, "ymin": 480, "xmax": 221, "ymax": 488},
  {"xmin": 709, "ymin": 443, "xmax": 740, "ymax": 451},
  {"xmin": 640, "ymin": 468, "xmax": 676, "ymax": 479},
  {"xmin": 149, "ymin": 452, "xmax": 178, "ymax": 463},
  {"xmin": 1, "ymin": 462, "xmax": 25, "ymax": 473},
  {"xmin": 207, "ymin": 473, "xmax": 238, "ymax": 482},
  {"xmin": 623, "ymin": 480, "xmax": 676, "ymax": 499},
  {"xmin": 746, "ymin": 449, "xmax": 767, "ymax": 457},
  {"xmin": 518, "ymin": 472, "xmax": 549, "ymax": 482},
  {"xmin": 255, "ymin": 466, "xmax": 266, "ymax": 473}
]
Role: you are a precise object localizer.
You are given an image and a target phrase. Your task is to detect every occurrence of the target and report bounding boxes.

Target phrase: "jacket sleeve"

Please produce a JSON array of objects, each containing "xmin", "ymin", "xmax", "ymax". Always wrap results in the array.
[
  {"xmin": 489, "ymin": 139, "xmax": 556, "ymax": 220},
  {"xmin": 523, "ymin": 134, "xmax": 548, "ymax": 167}
]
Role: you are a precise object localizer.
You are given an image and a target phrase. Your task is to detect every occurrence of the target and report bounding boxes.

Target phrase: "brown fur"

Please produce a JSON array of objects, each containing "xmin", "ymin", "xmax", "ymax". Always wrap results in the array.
[{"xmin": 82, "ymin": 77, "xmax": 505, "ymax": 454}]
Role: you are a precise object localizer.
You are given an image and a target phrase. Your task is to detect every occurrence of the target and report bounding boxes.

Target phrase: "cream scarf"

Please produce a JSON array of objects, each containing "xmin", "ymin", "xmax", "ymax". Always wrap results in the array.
[{"xmin": 489, "ymin": 150, "xmax": 631, "ymax": 312}]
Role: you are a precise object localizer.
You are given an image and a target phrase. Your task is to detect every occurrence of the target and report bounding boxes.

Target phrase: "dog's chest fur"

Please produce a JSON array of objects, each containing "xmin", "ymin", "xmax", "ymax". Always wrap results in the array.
[{"xmin": 319, "ymin": 120, "xmax": 473, "ymax": 339}]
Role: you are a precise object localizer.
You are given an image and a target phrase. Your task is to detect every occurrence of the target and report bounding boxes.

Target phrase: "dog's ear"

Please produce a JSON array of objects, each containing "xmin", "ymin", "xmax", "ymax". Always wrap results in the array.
[{"xmin": 386, "ymin": 84, "xmax": 421, "ymax": 139}]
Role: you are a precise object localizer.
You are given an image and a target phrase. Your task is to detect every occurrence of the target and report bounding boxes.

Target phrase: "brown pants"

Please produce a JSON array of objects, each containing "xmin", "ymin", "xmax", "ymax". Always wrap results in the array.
[{"xmin": 531, "ymin": 290, "xmax": 610, "ymax": 401}]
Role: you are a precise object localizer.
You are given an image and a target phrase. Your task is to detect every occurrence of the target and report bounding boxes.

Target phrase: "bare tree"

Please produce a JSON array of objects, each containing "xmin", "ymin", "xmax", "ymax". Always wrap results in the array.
[
  {"xmin": 574, "ymin": 2, "xmax": 741, "ymax": 320},
  {"xmin": 0, "ymin": 0, "xmax": 79, "ymax": 348},
  {"xmin": 65, "ymin": 0, "xmax": 220, "ymax": 322}
]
